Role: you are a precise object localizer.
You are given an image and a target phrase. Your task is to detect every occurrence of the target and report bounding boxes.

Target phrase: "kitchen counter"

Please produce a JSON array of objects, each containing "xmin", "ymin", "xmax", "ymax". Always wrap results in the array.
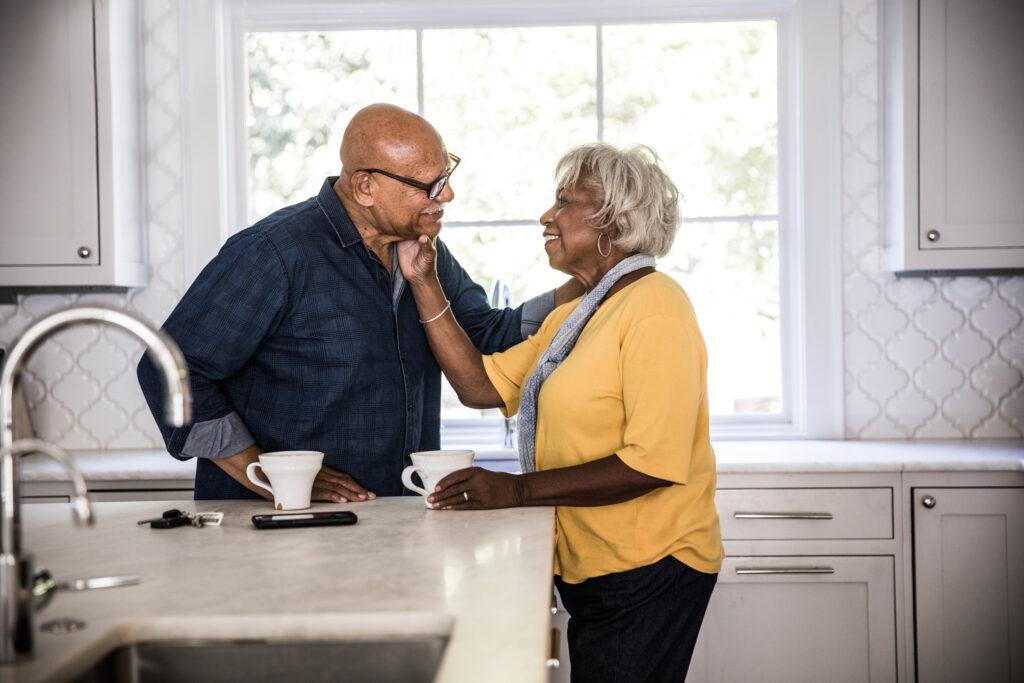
[
  {"xmin": 19, "ymin": 440, "xmax": 1024, "ymax": 490},
  {"xmin": 7, "ymin": 439, "xmax": 1023, "ymax": 681},
  {"xmin": 4, "ymin": 498, "xmax": 556, "ymax": 683},
  {"xmin": 711, "ymin": 438, "xmax": 1024, "ymax": 472},
  {"xmin": 20, "ymin": 449, "xmax": 196, "ymax": 483}
]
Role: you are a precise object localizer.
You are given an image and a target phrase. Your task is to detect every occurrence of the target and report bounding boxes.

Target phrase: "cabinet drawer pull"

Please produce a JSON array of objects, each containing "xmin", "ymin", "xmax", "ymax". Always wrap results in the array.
[
  {"xmin": 735, "ymin": 566, "xmax": 835, "ymax": 575},
  {"xmin": 547, "ymin": 627, "xmax": 561, "ymax": 669},
  {"xmin": 733, "ymin": 512, "xmax": 833, "ymax": 520}
]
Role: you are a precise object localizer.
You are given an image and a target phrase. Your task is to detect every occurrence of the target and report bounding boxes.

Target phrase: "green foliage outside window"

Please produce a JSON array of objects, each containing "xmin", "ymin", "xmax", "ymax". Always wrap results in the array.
[{"xmin": 245, "ymin": 21, "xmax": 781, "ymax": 417}]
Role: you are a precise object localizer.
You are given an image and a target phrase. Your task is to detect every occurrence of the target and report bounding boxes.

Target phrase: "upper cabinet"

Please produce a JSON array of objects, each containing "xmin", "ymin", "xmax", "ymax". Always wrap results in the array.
[
  {"xmin": 0, "ymin": 0, "xmax": 146, "ymax": 287},
  {"xmin": 882, "ymin": 0, "xmax": 1024, "ymax": 273}
]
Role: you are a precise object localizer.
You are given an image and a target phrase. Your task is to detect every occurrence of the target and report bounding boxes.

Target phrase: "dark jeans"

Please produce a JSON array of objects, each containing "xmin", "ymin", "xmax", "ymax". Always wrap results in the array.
[{"xmin": 554, "ymin": 555, "xmax": 717, "ymax": 683}]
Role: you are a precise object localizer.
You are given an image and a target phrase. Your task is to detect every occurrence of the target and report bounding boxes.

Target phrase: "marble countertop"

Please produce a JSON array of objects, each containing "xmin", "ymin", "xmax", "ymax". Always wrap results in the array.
[
  {"xmin": 18, "ymin": 439, "xmax": 1024, "ymax": 485},
  {"xmin": 21, "ymin": 449, "xmax": 197, "ymax": 482},
  {"xmin": 711, "ymin": 439, "xmax": 1024, "ymax": 472},
  {"xmin": 4, "ymin": 498, "xmax": 556, "ymax": 683}
]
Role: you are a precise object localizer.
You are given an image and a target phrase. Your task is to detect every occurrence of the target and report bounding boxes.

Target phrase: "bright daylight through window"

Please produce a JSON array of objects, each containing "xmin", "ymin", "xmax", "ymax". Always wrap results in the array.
[{"xmin": 245, "ymin": 21, "xmax": 781, "ymax": 429}]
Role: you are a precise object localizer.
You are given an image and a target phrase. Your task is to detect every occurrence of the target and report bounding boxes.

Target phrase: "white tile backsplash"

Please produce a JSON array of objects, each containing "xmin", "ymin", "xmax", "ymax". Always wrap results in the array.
[
  {"xmin": 0, "ymin": 0, "xmax": 1021, "ymax": 447},
  {"xmin": 840, "ymin": 0, "xmax": 1022, "ymax": 438}
]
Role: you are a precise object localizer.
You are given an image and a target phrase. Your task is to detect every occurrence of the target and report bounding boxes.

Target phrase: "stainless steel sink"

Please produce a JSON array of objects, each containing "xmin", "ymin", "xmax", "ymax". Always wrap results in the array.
[
  {"xmin": 70, "ymin": 636, "xmax": 449, "ymax": 683},
  {"xmin": 65, "ymin": 613, "xmax": 453, "ymax": 683}
]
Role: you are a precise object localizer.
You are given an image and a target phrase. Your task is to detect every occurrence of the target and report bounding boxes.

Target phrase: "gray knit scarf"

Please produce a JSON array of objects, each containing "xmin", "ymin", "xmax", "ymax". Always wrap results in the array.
[{"xmin": 517, "ymin": 253, "xmax": 656, "ymax": 473}]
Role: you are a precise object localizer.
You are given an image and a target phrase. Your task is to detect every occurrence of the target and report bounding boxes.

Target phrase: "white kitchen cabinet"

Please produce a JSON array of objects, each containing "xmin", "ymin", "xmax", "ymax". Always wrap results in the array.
[
  {"xmin": 690, "ymin": 556, "xmax": 896, "ymax": 683},
  {"xmin": 0, "ymin": 0, "xmax": 147, "ymax": 287},
  {"xmin": 691, "ymin": 478, "xmax": 903, "ymax": 682},
  {"xmin": 546, "ymin": 558, "xmax": 895, "ymax": 683},
  {"xmin": 549, "ymin": 591, "xmax": 569, "ymax": 683},
  {"xmin": 882, "ymin": 0, "xmax": 1024, "ymax": 272},
  {"xmin": 545, "ymin": 475, "xmax": 906, "ymax": 682},
  {"xmin": 911, "ymin": 485, "xmax": 1024, "ymax": 682}
]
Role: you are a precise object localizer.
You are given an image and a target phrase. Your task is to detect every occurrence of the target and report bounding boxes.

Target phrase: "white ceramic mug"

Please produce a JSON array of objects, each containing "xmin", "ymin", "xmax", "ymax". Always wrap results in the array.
[
  {"xmin": 245, "ymin": 450, "xmax": 324, "ymax": 510},
  {"xmin": 401, "ymin": 449, "xmax": 475, "ymax": 507}
]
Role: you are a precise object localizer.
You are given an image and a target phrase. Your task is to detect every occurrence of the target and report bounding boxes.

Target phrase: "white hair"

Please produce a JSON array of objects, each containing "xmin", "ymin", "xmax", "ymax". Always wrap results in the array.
[{"xmin": 554, "ymin": 143, "xmax": 682, "ymax": 258}]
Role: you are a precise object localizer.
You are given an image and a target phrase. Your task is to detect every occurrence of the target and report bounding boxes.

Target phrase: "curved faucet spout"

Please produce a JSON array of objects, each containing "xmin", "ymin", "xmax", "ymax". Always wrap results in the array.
[
  {"xmin": 0, "ymin": 305, "xmax": 190, "ymax": 551},
  {"xmin": 0, "ymin": 440, "xmax": 93, "ymax": 526},
  {"xmin": 0, "ymin": 305, "xmax": 190, "ymax": 442},
  {"xmin": 0, "ymin": 305, "xmax": 191, "ymax": 663}
]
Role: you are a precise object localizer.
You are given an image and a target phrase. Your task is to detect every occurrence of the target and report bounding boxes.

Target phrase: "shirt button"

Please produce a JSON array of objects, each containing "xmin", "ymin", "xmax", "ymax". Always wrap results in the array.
[{"xmin": 407, "ymin": 403, "xmax": 414, "ymax": 411}]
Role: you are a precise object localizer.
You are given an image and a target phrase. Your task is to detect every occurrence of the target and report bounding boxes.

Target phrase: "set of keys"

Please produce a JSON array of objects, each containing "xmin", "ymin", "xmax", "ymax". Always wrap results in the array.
[{"xmin": 136, "ymin": 509, "xmax": 224, "ymax": 529}]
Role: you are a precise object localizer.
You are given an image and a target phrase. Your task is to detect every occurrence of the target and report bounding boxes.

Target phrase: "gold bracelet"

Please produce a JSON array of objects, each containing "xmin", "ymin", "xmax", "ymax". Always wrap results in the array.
[{"xmin": 419, "ymin": 300, "xmax": 451, "ymax": 324}]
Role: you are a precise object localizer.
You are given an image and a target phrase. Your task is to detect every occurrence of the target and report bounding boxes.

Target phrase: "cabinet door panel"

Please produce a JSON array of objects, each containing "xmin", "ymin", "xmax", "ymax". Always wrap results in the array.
[
  {"xmin": 0, "ymin": 0, "xmax": 99, "ymax": 266},
  {"xmin": 689, "ymin": 556, "xmax": 896, "ymax": 683},
  {"xmin": 919, "ymin": 0, "xmax": 1024, "ymax": 251},
  {"xmin": 913, "ymin": 488, "xmax": 1024, "ymax": 683}
]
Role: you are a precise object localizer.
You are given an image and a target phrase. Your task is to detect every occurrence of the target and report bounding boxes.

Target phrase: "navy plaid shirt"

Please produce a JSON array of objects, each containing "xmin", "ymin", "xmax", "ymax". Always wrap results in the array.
[{"xmin": 138, "ymin": 177, "xmax": 545, "ymax": 499}]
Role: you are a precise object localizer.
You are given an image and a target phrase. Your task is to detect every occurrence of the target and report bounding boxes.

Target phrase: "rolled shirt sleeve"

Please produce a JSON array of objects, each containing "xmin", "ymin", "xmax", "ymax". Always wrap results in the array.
[
  {"xmin": 137, "ymin": 230, "xmax": 288, "ymax": 459},
  {"xmin": 179, "ymin": 411, "xmax": 255, "ymax": 460},
  {"xmin": 519, "ymin": 289, "xmax": 555, "ymax": 337}
]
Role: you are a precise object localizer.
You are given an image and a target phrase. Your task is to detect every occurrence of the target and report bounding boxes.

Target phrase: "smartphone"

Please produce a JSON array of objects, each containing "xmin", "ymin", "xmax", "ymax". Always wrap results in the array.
[{"xmin": 251, "ymin": 511, "xmax": 358, "ymax": 529}]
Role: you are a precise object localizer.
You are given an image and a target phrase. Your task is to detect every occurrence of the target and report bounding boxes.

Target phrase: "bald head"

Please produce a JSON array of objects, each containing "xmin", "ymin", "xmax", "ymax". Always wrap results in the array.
[{"xmin": 340, "ymin": 103, "xmax": 447, "ymax": 177}]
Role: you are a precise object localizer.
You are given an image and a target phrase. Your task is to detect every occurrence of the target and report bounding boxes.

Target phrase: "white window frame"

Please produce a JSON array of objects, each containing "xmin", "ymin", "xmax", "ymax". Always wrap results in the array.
[{"xmin": 179, "ymin": 0, "xmax": 843, "ymax": 445}]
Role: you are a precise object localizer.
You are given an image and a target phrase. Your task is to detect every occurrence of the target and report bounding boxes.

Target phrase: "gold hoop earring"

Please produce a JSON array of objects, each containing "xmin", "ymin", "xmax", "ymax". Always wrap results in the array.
[{"xmin": 597, "ymin": 232, "xmax": 612, "ymax": 258}]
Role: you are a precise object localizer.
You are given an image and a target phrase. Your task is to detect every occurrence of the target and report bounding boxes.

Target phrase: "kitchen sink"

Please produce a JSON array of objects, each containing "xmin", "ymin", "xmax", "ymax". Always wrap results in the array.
[
  {"xmin": 70, "ymin": 636, "xmax": 449, "ymax": 683},
  {"xmin": 65, "ymin": 613, "xmax": 453, "ymax": 683}
]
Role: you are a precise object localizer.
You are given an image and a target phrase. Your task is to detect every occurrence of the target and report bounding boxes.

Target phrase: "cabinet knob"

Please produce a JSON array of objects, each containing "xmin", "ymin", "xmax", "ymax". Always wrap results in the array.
[
  {"xmin": 922, "ymin": 495, "xmax": 936, "ymax": 509},
  {"xmin": 925, "ymin": 230, "xmax": 940, "ymax": 242},
  {"xmin": 77, "ymin": 246, "xmax": 92, "ymax": 258}
]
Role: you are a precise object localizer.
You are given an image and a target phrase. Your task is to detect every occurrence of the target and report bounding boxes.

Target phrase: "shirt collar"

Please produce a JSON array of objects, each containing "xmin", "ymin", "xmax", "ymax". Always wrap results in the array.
[{"xmin": 317, "ymin": 176, "xmax": 362, "ymax": 247}]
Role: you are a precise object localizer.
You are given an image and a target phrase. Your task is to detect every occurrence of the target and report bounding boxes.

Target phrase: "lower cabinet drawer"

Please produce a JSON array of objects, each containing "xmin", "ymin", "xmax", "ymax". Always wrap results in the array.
[
  {"xmin": 716, "ymin": 487, "xmax": 893, "ymax": 540},
  {"xmin": 689, "ymin": 555, "xmax": 897, "ymax": 683}
]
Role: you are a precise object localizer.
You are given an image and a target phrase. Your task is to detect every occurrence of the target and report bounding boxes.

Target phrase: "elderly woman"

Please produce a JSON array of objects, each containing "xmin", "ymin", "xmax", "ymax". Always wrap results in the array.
[{"xmin": 398, "ymin": 142, "xmax": 723, "ymax": 682}]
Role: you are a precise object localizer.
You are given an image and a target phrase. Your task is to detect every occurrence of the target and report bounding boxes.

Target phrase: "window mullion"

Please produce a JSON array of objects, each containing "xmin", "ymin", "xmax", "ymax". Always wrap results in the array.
[
  {"xmin": 416, "ymin": 28, "xmax": 425, "ymax": 115},
  {"xmin": 596, "ymin": 24, "xmax": 604, "ymax": 141}
]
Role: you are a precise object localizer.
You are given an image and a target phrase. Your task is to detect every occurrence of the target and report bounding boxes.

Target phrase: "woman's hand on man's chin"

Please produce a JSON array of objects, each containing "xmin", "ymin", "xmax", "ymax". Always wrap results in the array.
[{"xmin": 396, "ymin": 235, "xmax": 437, "ymax": 286}]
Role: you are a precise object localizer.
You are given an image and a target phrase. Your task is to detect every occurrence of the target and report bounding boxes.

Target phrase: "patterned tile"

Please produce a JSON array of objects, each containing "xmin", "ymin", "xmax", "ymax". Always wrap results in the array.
[{"xmin": 841, "ymin": 0, "xmax": 1023, "ymax": 438}]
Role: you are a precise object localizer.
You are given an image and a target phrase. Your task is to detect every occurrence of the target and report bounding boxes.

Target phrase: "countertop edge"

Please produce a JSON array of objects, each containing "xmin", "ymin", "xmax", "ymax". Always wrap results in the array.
[{"xmin": 19, "ymin": 440, "xmax": 1024, "ymax": 483}]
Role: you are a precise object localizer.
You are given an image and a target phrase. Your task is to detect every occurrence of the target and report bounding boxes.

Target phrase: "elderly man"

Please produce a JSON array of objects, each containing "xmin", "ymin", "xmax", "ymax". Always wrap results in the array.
[{"xmin": 138, "ymin": 103, "xmax": 580, "ymax": 501}]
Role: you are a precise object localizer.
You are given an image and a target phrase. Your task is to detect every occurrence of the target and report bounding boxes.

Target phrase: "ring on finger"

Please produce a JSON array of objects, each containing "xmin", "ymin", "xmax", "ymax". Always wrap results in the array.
[{"xmin": 463, "ymin": 491, "xmax": 469, "ymax": 502}]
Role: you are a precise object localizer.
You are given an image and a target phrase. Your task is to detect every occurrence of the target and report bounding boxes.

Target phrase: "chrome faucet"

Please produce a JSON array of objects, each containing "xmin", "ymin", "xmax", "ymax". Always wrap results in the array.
[
  {"xmin": 489, "ymin": 281, "xmax": 517, "ymax": 448},
  {"xmin": 0, "ymin": 305, "xmax": 191, "ymax": 663}
]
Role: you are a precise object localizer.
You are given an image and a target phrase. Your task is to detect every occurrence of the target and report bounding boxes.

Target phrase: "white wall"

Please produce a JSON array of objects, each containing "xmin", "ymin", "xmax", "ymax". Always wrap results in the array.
[{"xmin": 0, "ymin": 0, "xmax": 1021, "ymax": 448}]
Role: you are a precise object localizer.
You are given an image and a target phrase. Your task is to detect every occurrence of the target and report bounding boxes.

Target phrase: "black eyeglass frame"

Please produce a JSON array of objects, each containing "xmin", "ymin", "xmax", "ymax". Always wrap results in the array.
[{"xmin": 356, "ymin": 153, "xmax": 461, "ymax": 200}]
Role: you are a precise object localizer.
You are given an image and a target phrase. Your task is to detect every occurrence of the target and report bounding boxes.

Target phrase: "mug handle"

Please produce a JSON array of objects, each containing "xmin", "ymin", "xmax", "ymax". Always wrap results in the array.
[
  {"xmin": 245, "ymin": 462, "xmax": 275, "ymax": 496},
  {"xmin": 401, "ymin": 465, "xmax": 429, "ymax": 496}
]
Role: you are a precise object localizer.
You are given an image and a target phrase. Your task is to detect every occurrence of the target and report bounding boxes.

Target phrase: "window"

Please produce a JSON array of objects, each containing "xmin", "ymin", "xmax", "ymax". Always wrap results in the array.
[{"xmin": 183, "ymin": 0, "xmax": 842, "ymax": 442}]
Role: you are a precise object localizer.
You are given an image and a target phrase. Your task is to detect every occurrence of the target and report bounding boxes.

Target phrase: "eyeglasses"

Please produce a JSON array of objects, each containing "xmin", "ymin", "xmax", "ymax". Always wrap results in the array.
[{"xmin": 357, "ymin": 153, "xmax": 461, "ymax": 200}]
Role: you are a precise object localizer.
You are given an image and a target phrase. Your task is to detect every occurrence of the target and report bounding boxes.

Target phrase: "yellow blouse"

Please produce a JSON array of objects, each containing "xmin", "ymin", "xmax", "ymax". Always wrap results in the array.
[{"xmin": 483, "ymin": 272, "xmax": 724, "ymax": 583}]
